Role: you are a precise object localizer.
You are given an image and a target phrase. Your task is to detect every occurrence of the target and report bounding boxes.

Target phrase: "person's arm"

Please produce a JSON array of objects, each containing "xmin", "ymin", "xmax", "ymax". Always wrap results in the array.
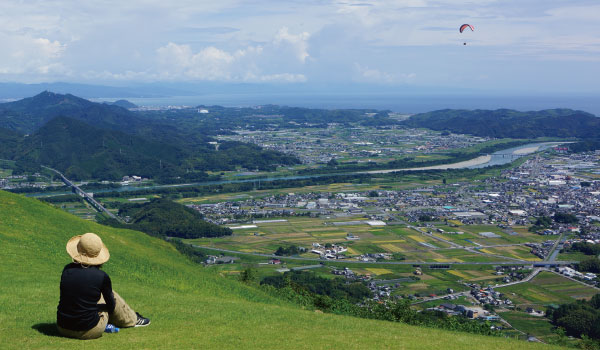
[{"xmin": 100, "ymin": 273, "xmax": 116, "ymax": 313}]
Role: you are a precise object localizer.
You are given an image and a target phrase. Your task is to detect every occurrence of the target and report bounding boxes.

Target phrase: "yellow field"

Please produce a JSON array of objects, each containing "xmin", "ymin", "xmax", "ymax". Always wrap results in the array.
[
  {"xmin": 470, "ymin": 275, "xmax": 499, "ymax": 282},
  {"xmin": 268, "ymin": 232, "xmax": 309, "ymax": 238},
  {"xmin": 447, "ymin": 220, "xmax": 463, "ymax": 226},
  {"xmin": 366, "ymin": 268, "xmax": 393, "ymax": 275},
  {"xmin": 480, "ymin": 249, "xmax": 494, "ymax": 254},
  {"xmin": 435, "ymin": 258, "xmax": 463, "ymax": 263},
  {"xmin": 379, "ymin": 244, "xmax": 404, "ymax": 252},
  {"xmin": 347, "ymin": 247, "xmax": 359, "ymax": 255},
  {"xmin": 448, "ymin": 270, "xmax": 469, "ymax": 279},
  {"xmin": 519, "ymin": 256, "xmax": 542, "ymax": 261},
  {"xmin": 375, "ymin": 240, "xmax": 406, "ymax": 243},
  {"xmin": 409, "ymin": 235, "xmax": 425, "ymax": 243},
  {"xmin": 287, "ymin": 237, "xmax": 322, "ymax": 243},
  {"xmin": 432, "ymin": 234, "xmax": 448, "ymax": 241}
]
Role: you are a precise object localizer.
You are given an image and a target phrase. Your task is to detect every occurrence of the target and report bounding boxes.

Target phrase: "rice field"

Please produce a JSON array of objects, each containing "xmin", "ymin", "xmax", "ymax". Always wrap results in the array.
[
  {"xmin": 497, "ymin": 271, "xmax": 599, "ymax": 307},
  {"xmin": 188, "ymin": 216, "xmax": 551, "ymax": 265}
]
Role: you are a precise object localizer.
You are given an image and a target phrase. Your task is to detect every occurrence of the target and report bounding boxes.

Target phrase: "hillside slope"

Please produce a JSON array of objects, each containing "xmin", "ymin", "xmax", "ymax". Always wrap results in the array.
[{"xmin": 0, "ymin": 190, "xmax": 560, "ymax": 349}]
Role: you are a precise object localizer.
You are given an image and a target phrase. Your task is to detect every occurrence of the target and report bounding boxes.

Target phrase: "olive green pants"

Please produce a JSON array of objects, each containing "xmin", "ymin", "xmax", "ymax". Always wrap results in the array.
[{"xmin": 57, "ymin": 291, "xmax": 138, "ymax": 340}]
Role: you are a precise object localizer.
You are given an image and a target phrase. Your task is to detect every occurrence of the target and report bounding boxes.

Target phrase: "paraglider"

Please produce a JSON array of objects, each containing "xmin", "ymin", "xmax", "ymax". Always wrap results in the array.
[
  {"xmin": 459, "ymin": 24, "xmax": 474, "ymax": 45},
  {"xmin": 459, "ymin": 24, "xmax": 474, "ymax": 33}
]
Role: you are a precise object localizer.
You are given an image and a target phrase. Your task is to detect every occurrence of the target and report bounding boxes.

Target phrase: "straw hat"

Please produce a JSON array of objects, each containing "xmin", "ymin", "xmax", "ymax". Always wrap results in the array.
[{"xmin": 66, "ymin": 233, "xmax": 110, "ymax": 265}]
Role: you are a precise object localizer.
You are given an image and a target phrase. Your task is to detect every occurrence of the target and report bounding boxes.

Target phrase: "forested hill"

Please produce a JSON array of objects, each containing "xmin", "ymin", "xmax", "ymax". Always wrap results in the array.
[
  {"xmin": 0, "ymin": 92, "xmax": 300, "ymax": 181},
  {"xmin": 0, "ymin": 91, "xmax": 215, "ymax": 152},
  {"xmin": 5, "ymin": 116, "xmax": 299, "ymax": 181},
  {"xmin": 14, "ymin": 116, "xmax": 185, "ymax": 180},
  {"xmin": 403, "ymin": 108, "xmax": 600, "ymax": 138},
  {"xmin": 105, "ymin": 198, "xmax": 232, "ymax": 239},
  {"xmin": 0, "ymin": 127, "xmax": 21, "ymax": 159},
  {"xmin": 0, "ymin": 91, "xmax": 143, "ymax": 134}
]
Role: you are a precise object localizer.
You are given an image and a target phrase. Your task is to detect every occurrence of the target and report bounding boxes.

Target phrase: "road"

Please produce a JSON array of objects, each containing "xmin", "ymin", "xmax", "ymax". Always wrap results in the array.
[
  {"xmin": 545, "ymin": 233, "xmax": 567, "ymax": 263},
  {"xmin": 41, "ymin": 165, "xmax": 123, "ymax": 223}
]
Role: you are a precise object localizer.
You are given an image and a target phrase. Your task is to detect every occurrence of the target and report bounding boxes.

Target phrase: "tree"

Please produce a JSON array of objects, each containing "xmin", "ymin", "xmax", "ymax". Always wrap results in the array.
[
  {"xmin": 579, "ymin": 258, "xmax": 600, "ymax": 273},
  {"xmin": 556, "ymin": 309, "xmax": 596, "ymax": 338},
  {"xmin": 535, "ymin": 216, "xmax": 552, "ymax": 227},
  {"xmin": 275, "ymin": 245, "xmax": 300, "ymax": 256},
  {"xmin": 419, "ymin": 215, "xmax": 432, "ymax": 222},
  {"xmin": 240, "ymin": 268, "xmax": 257, "ymax": 284},
  {"xmin": 554, "ymin": 212, "xmax": 578, "ymax": 224}
]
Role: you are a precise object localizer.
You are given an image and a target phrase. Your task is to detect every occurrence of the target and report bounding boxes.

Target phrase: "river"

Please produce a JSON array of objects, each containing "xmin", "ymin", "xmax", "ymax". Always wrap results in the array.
[{"xmin": 27, "ymin": 141, "xmax": 564, "ymax": 198}]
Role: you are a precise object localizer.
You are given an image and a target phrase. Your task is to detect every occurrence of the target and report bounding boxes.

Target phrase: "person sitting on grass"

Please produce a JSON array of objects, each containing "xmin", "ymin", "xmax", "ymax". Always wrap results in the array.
[{"xmin": 56, "ymin": 232, "xmax": 150, "ymax": 339}]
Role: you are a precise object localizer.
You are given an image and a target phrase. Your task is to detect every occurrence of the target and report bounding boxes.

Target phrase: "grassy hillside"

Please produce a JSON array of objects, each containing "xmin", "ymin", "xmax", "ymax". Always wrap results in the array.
[{"xmin": 0, "ymin": 190, "xmax": 562, "ymax": 349}]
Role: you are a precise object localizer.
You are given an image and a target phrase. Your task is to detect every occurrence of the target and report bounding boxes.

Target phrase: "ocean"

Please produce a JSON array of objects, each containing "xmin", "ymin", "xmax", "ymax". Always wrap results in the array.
[{"xmin": 93, "ymin": 93, "xmax": 600, "ymax": 116}]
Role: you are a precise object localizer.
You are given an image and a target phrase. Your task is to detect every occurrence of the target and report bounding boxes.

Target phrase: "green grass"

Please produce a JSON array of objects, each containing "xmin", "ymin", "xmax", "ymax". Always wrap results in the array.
[{"xmin": 0, "ymin": 190, "xmax": 564, "ymax": 349}]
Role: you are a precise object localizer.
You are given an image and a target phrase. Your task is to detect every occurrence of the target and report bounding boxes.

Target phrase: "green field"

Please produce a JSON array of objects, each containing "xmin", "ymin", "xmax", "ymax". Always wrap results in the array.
[
  {"xmin": 499, "ymin": 311, "xmax": 557, "ymax": 341},
  {"xmin": 0, "ymin": 190, "xmax": 566, "ymax": 350},
  {"xmin": 188, "ymin": 216, "xmax": 450, "ymax": 255},
  {"xmin": 187, "ymin": 217, "xmax": 544, "ymax": 263},
  {"xmin": 433, "ymin": 224, "xmax": 548, "ymax": 247},
  {"xmin": 52, "ymin": 200, "xmax": 99, "ymax": 221},
  {"xmin": 497, "ymin": 272, "xmax": 598, "ymax": 307}
]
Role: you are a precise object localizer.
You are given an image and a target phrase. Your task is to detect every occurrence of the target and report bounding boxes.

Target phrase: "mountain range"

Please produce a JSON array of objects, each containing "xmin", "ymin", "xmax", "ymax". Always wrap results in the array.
[
  {"xmin": 0, "ymin": 92, "xmax": 299, "ymax": 181},
  {"xmin": 404, "ymin": 108, "xmax": 600, "ymax": 138}
]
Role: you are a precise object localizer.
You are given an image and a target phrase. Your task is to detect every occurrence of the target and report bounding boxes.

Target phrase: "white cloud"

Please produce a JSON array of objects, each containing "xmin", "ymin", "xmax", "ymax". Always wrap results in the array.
[
  {"xmin": 257, "ymin": 73, "xmax": 307, "ymax": 83},
  {"xmin": 157, "ymin": 43, "xmax": 237, "ymax": 80},
  {"xmin": 274, "ymin": 27, "xmax": 311, "ymax": 63},
  {"xmin": 152, "ymin": 27, "xmax": 310, "ymax": 82},
  {"xmin": 353, "ymin": 63, "xmax": 416, "ymax": 83},
  {"xmin": 0, "ymin": 33, "xmax": 67, "ymax": 79}
]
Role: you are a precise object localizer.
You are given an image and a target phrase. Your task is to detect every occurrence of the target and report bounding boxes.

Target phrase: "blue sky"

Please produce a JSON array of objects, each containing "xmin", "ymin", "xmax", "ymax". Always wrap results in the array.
[{"xmin": 1, "ymin": 0, "xmax": 599, "ymax": 95}]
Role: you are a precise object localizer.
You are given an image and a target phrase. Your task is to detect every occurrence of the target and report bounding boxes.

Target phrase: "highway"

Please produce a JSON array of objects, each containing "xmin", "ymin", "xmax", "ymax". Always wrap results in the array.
[{"xmin": 41, "ymin": 165, "xmax": 123, "ymax": 223}]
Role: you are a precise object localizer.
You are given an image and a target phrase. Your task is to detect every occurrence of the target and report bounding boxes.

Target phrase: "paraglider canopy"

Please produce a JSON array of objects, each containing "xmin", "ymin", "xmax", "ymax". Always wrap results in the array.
[{"xmin": 459, "ymin": 24, "xmax": 474, "ymax": 33}]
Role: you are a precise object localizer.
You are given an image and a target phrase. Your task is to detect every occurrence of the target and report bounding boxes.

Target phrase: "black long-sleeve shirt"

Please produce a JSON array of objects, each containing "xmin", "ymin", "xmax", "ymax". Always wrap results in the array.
[{"xmin": 57, "ymin": 263, "xmax": 116, "ymax": 331}]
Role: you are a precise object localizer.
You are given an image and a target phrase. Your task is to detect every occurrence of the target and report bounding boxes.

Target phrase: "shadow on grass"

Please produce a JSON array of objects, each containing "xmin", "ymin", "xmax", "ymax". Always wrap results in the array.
[{"xmin": 32, "ymin": 323, "xmax": 62, "ymax": 337}]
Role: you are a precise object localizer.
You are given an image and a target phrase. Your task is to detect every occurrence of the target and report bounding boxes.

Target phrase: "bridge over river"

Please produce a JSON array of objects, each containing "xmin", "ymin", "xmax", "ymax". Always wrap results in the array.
[{"xmin": 41, "ymin": 165, "xmax": 124, "ymax": 223}]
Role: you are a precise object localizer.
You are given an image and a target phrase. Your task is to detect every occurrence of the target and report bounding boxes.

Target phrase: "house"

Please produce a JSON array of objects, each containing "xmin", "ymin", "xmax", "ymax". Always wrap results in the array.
[
  {"xmin": 346, "ymin": 233, "xmax": 360, "ymax": 241},
  {"xmin": 206, "ymin": 255, "xmax": 239, "ymax": 264}
]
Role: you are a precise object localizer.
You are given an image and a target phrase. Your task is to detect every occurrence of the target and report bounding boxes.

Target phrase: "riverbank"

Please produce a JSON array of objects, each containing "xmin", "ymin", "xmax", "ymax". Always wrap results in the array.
[
  {"xmin": 513, "ymin": 146, "xmax": 540, "ymax": 155},
  {"xmin": 363, "ymin": 155, "xmax": 493, "ymax": 174}
]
